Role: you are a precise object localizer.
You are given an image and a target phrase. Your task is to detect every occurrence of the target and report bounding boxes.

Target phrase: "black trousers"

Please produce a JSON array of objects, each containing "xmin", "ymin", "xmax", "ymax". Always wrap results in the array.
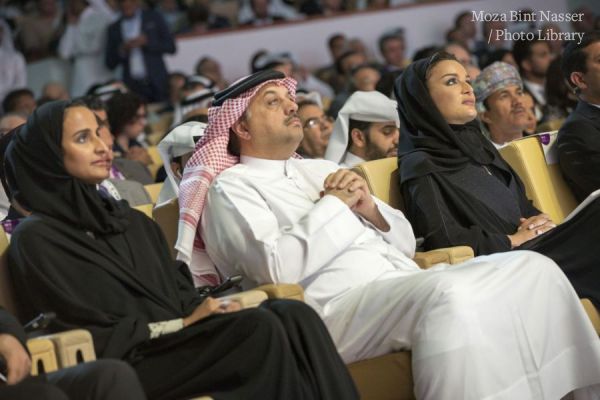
[
  {"xmin": 0, "ymin": 359, "xmax": 146, "ymax": 400},
  {"xmin": 133, "ymin": 299, "xmax": 358, "ymax": 400}
]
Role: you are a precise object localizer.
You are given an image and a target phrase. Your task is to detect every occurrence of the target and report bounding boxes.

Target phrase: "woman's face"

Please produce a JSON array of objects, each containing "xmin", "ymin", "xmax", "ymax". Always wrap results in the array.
[
  {"xmin": 62, "ymin": 107, "xmax": 111, "ymax": 185},
  {"xmin": 426, "ymin": 60, "xmax": 477, "ymax": 125},
  {"xmin": 122, "ymin": 105, "xmax": 147, "ymax": 139}
]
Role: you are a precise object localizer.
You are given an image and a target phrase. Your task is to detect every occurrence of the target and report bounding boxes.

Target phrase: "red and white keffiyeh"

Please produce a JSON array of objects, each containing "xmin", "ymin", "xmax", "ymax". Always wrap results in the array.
[{"xmin": 176, "ymin": 76, "xmax": 297, "ymax": 287}]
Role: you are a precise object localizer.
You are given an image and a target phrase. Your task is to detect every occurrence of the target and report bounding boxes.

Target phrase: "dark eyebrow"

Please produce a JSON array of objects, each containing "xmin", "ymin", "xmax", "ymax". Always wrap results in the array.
[
  {"xmin": 71, "ymin": 128, "xmax": 92, "ymax": 138},
  {"xmin": 441, "ymin": 73, "xmax": 458, "ymax": 79}
]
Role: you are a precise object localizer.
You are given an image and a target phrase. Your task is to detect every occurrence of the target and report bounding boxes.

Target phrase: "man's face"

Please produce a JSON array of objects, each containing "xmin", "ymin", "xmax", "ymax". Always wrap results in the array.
[
  {"xmin": 352, "ymin": 67, "xmax": 381, "ymax": 91},
  {"xmin": 576, "ymin": 41, "xmax": 600, "ymax": 99},
  {"xmin": 445, "ymin": 44, "xmax": 471, "ymax": 66},
  {"xmin": 363, "ymin": 121, "xmax": 399, "ymax": 161},
  {"xmin": 238, "ymin": 84, "xmax": 303, "ymax": 155},
  {"xmin": 297, "ymin": 104, "xmax": 333, "ymax": 158},
  {"xmin": 523, "ymin": 42, "xmax": 553, "ymax": 79},
  {"xmin": 118, "ymin": 0, "xmax": 140, "ymax": 17},
  {"xmin": 481, "ymin": 84, "xmax": 528, "ymax": 142},
  {"xmin": 0, "ymin": 114, "xmax": 26, "ymax": 136},
  {"xmin": 329, "ymin": 36, "xmax": 347, "ymax": 60},
  {"xmin": 382, "ymin": 38, "xmax": 405, "ymax": 67},
  {"xmin": 340, "ymin": 53, "xmax": 366, "ymax": 75},
  {"xmin": 13, "ymin": 95, "xmax": 36, "ymax": 115}
]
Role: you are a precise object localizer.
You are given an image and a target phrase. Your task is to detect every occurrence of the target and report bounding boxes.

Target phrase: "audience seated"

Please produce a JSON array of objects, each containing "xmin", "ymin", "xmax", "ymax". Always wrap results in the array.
[
  {"xmin": 2, "ymin": 89, "xmax": 36, "ymax": 115},
  {"xmin": 105, "ymin": 0, "xmax": 176, "ymax": 102},
  {"xmin": 84, "ymin": 96, "xmax": 153, "ymax": 186},
  {"xmin": 195, "ymin": 56, "xmax": 228, "ymax": 91},
  {"xmin": 58, "ymin": 0, "xmax": 115, "ymax": 97},
  {"xmin": 314, "ymin": 33, "xmax": 348, "ymax": 94},
  {"xmin": 0, "ymin": 19, "xmax": 26, "ymax": 106},
  {"xmin": 296, "ymin": 98, "xmax": 333, "ymax": 158},
  {"xmin": 106, "ymin": 92, "xmax": 153, "ymax": 167},
  {"xmin": 0, "ymin": 113, "xmax": 25, "ymax": 220},
  {"xmin": 558, "ymin": 31, "xmax": 600, "ymax": 202},
  {"xmin": 156, "ymin": 121, "xmax": 205, "ymax": 206},
  {"xmin": 193, "ymin": 70, "xmax": 600, "ymax": 399},
  {"xmin": 325, "ymin": 90, "xmax": 399, "ymax": 167},
  {"xmin": 513, "ymin": 38, "xmax": 552, "ymax": 113},
  {"xmin": 6, "ymin": 99, "xmax": 359, "ymax": 400},
  {"xmin": 15, "ymin": 0, "xmax": 64, "ymax": 63},
  {"xmin": 0, "ymin": 307, "xmax": 147, "ymax": 400},
  {"xmin": 397, "ymin": 52, "xmax": 600, "ymax": 314},
  {"xmin": 472, "ymin": 62, "xmax": 529, "ymax": 148},
  {"xmin": 378, "ymin": 29, "xmax": 407, "ymax": 73},
  {"xmin": 543, "ymin": 56, "xmax": 577, "ymax": 124}
]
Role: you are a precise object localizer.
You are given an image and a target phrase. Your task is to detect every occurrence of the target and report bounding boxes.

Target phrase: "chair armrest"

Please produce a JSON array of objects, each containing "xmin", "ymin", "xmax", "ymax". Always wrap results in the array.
[
  {"xmin": 39, "ymin": 329, "xmax": 96, "ymax": 368},
  {"xmin": 581, "ymin": 298, "xmax": 600, "ymax": 335},
  {"xmin": 220, "ymin": 290, "xmax": 268, "ymax": 308},
  {"xmin": 255, "ymin": 283, "xmax": 305, "ymax": 301},
  {"xmin": 26, "ymin": 337, "xmax": 58, "ymax": 375},
  {"xmin": 413, "ymin": 246, "xmax": 474, "ymax": 269}
]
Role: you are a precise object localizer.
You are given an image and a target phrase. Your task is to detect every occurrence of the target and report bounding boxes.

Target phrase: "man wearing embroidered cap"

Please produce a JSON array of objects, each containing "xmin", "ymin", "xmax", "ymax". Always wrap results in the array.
[
  {"xmin": 324, "ymin": 91, "xmax": 399, "ymax": 167},
  {"xmin": 472, "ymin": 61, "xmax": 530, "ymax": 148},
  {"xmin": 187, "ymin": 69, "xmax": 600, "ymax": 399}
]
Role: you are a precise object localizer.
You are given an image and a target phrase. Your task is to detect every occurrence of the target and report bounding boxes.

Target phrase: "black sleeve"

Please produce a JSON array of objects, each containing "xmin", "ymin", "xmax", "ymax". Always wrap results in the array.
[
  {"xmin": 402, "ymin": 175, "xmax": 512, "ymax": 256},
  {"xmin": 0, "ymin": 308, "xmax": 27, "ymax": 349},
  {"xmin": 143, "ymin": 12, "xmax": 176, "ymax": 55},
  {"xmin": 558, "ymin": 119, "xmax": 600, "ymax": 201},
  {"xmin": 105, "ymin": 24, "xmax": 124, "ymax": 70}
]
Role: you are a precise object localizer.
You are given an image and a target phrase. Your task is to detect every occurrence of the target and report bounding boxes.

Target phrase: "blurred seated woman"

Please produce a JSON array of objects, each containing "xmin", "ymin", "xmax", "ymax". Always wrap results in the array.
[
  {"xmin": 5, "ymin": 100, "xmax": 358, "ymax": 400},
  {"xmin": 106, "ymin": 92, "xmax": 153, "ymax": 167},
  {"xmin": 396, "ymin": 52, "xmax": 600, "ymax": 309}
]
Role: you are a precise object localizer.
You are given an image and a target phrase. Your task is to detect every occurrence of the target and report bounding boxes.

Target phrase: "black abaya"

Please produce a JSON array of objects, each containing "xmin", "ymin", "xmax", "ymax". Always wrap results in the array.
[
  {"xmin": 5, "ymin": 100, "xmax": 358, "ymax": 400},
  {"xmin": 395, "ymin": 56, "xmax": 600, "ymax": 309}
]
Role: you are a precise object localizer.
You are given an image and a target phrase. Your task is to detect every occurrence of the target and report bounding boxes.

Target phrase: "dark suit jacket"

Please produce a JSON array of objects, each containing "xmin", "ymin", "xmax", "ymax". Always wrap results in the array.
[
  {"xmin": 105, "ymin": 10, "xmax": 176, "ymax": 101},
  {"xmin": 557, "ymin": 100, "xmax": 600, "ymax": 202}
]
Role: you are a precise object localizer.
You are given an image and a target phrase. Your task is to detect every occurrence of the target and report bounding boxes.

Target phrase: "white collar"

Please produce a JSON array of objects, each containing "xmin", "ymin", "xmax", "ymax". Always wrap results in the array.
[
  {"xmin": 340, "ymin": 152, "xmax": 365, "ymax": 168},
  {"xmin": 240, "ymin": 155, "xmax": 293, "ymax": 177}
]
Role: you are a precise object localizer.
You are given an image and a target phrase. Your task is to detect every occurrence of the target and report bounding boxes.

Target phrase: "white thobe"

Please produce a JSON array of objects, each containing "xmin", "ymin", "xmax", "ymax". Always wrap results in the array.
[
  {"xmin": 58, "ymin": 6, "xmax": 114, "ymax": 97},
  {"xmin": 202, "ymin": 156, "xmax": 600, "ymax": 400},
  {"xmin": 339, "ymin": 152, "xmax": 365, "ymax": 168}
]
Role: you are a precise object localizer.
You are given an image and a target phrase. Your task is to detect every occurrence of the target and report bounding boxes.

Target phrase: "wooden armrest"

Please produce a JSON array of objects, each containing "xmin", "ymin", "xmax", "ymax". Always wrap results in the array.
[
  {"xmin": 413, "ymin": 246, "xmax": 474, "ymax": 269},
  {"xmin": 220, "ymin": 290, "xmax": 268, "ymax": 308},
  {"xmin": 39, "ymin": 329, "xmax": 96, "ymax": 368},
  {"xmin": 255, "ymin": 283, "xmax": 304, "ymax": 301},
  {"xmin": 27, "ymin": 337, "xmax": 58, "ymax": 375},
  {"xmin": 581, "ymin": 298, "xmax": 600, "ymax": 335}
]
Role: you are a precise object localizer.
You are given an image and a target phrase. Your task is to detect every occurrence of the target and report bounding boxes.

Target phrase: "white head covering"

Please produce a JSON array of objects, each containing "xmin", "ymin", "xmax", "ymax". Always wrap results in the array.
[
  {"xmin": 324, "ymin": 91, "xmax": 399, "ymax": 164},
  {"xmin": 156, "ymin": 122, "xmax": 207, "ymax": 206}
]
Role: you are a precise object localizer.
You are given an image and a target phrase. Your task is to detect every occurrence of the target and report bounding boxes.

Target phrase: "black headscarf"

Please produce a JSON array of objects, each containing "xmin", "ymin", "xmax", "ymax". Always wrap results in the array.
[
  {"xmin": 395, "ymin": 56, "xmax": 504, "ymax": 182},
  {"xmin": 5, "ymin": 100, "xmax": 129, "ymax": 234}
]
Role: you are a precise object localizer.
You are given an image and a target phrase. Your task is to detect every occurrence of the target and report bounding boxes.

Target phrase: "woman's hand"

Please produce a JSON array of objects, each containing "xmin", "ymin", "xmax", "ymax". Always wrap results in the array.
[
  {"xmin": 183, "ymin": 298, "xmax": 241, "ymax": 328},
  {"xmin": 509, "ymin": 214, "xmax": 557, "ymax": 248},
  {"xmin": 0, "ymin": 334, "xmax": 31, "ymax": 385}
]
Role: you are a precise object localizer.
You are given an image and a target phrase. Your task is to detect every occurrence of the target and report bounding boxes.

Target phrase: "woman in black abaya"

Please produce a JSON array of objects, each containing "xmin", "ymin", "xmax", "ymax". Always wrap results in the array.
[
  {"xmin": 5, "ymin": 100, "xmax": 358, "ymax": 400},
  {"xmin": 395, "ymin": 52, "xmax": 600, "ymax": 309}
]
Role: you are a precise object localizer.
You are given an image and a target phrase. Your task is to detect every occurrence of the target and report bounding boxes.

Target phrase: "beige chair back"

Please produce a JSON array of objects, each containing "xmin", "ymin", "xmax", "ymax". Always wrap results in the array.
[
  {"xmin": 352, "ymin": 157, "xmax": 404, "ymax": 211},
  {"xmin": 153, "ymin": 197, "xmax": 179, "ymax": 258},
  {"xmin": 144, "ymin": 183, "xmax": 163, "ymax": 204},
  {"xmin": 0, "ymin": 229, "xmax": 17, "ymax": 315},
  {"xmin": 499, "ymin": 135, "xmax": 577, "ymax": 224}
]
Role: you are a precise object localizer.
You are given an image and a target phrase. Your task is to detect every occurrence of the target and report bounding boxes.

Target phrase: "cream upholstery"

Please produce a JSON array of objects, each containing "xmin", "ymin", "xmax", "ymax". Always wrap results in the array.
[
  {"xmin": 133, "ymin": 203, "xmax": 154, "ymax": 218},
  {"xmin": 144, "ymin": 182, "xmax": 163, "ymax": 204},
  {"xmin": 499, "ymin": 134, "xmax": 577, "ymax": 224},
  {"xmin": 146, "ymin": 146, "xmax": 164, "ymax": 180},
  {"xmin": 152, "ymin": 197, "xmax": 179, "ymax": 258}
]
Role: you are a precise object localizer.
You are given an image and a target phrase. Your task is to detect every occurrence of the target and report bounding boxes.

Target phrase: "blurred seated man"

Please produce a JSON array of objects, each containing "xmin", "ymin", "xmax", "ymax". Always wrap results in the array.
[
  {"xmin": 472, "ymin": 62, "xmax": 529, "ymax": 149},
  {"xmin": 0, "ymin": 307, "xmax": 146, "ymax": 400},
  {"xmin": 325, "ymin": 91, "xmax": 399, "ymax": 167},
  {"xmin": 296, "ymin": 99, "xmax": 333, "ymax": 159},
  {"xmin": 558, "ymin": 31, "xmax": 600, "ymax": 202},
  {"xmin": 1, "ymin": 89, "xmax": 36, "ymax": 115},
  {"xmin": 156, "ymin": 121, "xmax": 206, "ymax": 205},
  {"xmin": 184, "ymin": 70, "xmax": 600, "ymax": 399}
]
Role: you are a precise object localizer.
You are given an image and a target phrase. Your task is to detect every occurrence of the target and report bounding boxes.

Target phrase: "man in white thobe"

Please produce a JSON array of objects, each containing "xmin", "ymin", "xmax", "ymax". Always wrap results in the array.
[
  {"xmin": 324, "ymin": 91, "xmax": 400, "ymax": 168},
  {"xmin": 181, "ymin": 70, "xmax": 600, "ymax": 400}
]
